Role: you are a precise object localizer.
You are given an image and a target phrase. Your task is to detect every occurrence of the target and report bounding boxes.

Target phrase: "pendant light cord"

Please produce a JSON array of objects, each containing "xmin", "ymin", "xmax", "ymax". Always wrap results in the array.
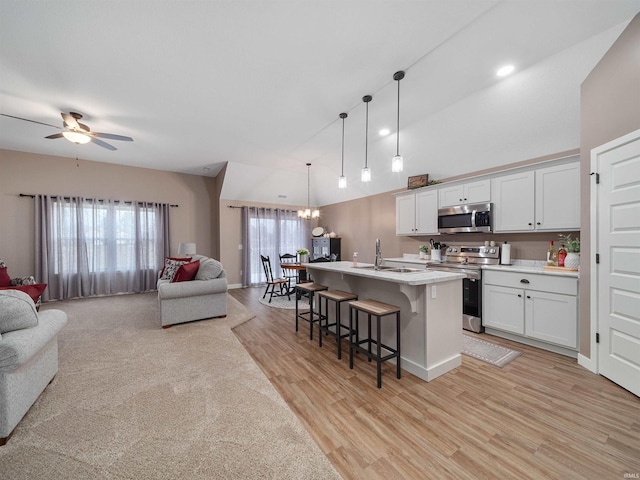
[
  {"xmin": 396, "ymin": 76, "xmax": 400, "ymax": 156},
  {"xmin": 393, "ymin": 70, "xmax": 405, "ymax": 157},
  {"xmin": 365, "ymin": 100, "xmax": 369, "ymax": 168},
  {"xmin": 341, "ymin": 115, "xmax": 345, "ymax": 176},
  {"xmin": 306, "ymin": 163, "xmax": 311, "ymax": 210}
]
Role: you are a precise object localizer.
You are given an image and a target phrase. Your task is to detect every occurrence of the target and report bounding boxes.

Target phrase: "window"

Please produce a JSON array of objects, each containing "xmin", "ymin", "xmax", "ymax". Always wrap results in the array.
[
  {"xmin": 243, "ymin": 207, "xmax": 310, "ymax": 286},
  {"xmin": 36, "ymin": 195, "xmax": 170, "ymax": 300}
]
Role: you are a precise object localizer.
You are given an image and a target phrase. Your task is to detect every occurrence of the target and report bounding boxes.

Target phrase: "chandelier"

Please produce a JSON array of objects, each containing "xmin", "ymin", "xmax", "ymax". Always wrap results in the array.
[{"xmin": 298, "ymin": 162, "xmax": 320, "ymax": 219}]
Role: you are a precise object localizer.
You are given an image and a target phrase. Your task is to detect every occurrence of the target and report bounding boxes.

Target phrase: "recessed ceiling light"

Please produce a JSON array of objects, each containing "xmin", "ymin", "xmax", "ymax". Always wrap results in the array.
[
  {"xmin": 379, "ymin": 128, "xmax": 390, "ymax": 136},
  {"xmin": 496, "ymin": 65, "xmax": 515, "ymax": 77}
]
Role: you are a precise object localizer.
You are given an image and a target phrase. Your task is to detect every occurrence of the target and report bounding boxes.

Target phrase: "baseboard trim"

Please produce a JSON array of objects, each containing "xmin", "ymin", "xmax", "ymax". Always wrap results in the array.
[{"xmin": 577, "ymin": 353, "xmax": 597, "ymax": 373}]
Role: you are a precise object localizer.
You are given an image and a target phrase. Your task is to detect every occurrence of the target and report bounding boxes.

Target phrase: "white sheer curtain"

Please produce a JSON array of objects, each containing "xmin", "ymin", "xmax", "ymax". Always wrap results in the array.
[
  {"xmin": 241, "ymin": 207, "xmax": 310, "ymax": 287},
  {"xmin": 35, "ymin": 195, "xmax": 170, "ymax": 300}
]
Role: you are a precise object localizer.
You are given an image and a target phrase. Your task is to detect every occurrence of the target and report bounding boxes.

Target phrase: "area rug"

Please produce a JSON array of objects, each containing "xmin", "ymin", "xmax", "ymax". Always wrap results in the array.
[
  {"xmin": 259, "ymin": 292, "xmax": 305, "ymax": 310},
  {"xmin": 462, "ymin": 334, "xmax": 522, "ymax": 367},
  {"xmin": 0, "ymin": 292, "xmax": 341, "ymax": 480}
]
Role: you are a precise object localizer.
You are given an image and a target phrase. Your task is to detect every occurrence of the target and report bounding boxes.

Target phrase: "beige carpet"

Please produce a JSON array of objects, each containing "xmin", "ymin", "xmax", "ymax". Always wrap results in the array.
[{"xmin": 0, "ymin": 292, "xmax": 342, "ymax": 480}]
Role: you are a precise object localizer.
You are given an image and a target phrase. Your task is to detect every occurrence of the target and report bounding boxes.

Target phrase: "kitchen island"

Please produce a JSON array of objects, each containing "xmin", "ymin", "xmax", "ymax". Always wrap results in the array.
[{"xmin": 303, "ymin": 261, "xmax": 465, "ymax": 382}]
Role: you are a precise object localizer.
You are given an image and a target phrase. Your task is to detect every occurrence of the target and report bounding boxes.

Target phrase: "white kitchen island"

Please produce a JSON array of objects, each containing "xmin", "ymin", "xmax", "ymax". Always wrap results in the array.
[{"xmin": 303, "ymin": 261, "xmax": 464, "ymax": 383}]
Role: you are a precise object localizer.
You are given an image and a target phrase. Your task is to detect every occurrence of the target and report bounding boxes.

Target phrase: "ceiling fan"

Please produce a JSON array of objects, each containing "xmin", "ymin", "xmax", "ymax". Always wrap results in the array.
[{"xmin": 0, "ymin": 111, "xmax": 133, "ymax": 151}]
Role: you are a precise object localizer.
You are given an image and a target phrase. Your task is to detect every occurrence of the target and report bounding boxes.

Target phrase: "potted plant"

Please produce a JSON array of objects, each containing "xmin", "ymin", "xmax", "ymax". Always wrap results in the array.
[
  {"xmin": 419, "ymin": 244, "xmax": 429, "ymax": 259},
  {"xmin": 558, "ymin": 234, "xmax": 580, "ymax": 269},
  {"xmin": 297, "ymin": 248, "xmax": 310, "ymax": 263}
]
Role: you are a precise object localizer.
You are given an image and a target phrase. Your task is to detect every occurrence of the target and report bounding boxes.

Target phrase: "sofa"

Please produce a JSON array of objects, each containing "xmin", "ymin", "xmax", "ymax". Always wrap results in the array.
[
  {"xmin": 0, "ymin": 290, "xmax": 68, "ymax": 445},
  {"xmin": 157, "ymin": 254, "xmax": 228, "ymax": 328}
]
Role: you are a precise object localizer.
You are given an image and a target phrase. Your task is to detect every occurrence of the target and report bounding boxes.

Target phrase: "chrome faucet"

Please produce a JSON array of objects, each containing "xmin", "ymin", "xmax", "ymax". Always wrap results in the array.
[{"xmin": 374, "ymin": 238, "xmax": 382, "ymax": 270}]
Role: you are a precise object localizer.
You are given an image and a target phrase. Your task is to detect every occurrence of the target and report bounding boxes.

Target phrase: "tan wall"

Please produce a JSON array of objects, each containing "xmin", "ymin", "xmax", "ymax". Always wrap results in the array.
[
  {"xmin": 0, "ymin": 149, "xmax": 218, "ymax": 279},
  {"xmin": 580, "ymin": 14, "xmax": 640, "ymax": 358}
]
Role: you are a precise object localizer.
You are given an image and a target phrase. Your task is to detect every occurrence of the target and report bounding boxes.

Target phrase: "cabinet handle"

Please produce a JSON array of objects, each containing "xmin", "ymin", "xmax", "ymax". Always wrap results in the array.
[
  {"xmin": 526, "ymin": 295, "xmax": 531, "ymax": 299},
  {"xmin": 518, "ymin": 294, "xmax": 522, "ymax": 298},
  {"xmin": 459, "ymin": 198, "xmax": 463, "ymax": 202},
  {"xmin": 536, "ymin": 222, "xmax": 541, "ymax": 225},
  {"xmin": 528, "ymin": 222, "xmax": 532, "ymax": 226},
  {"xmin": 520, "ymin": 279, "xmax": 530, "ymax": 284}
]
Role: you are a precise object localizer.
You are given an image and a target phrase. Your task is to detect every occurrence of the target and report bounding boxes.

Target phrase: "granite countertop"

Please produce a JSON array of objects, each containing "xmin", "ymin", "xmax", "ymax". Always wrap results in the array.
[
  {"xmin": 385, "ymin": 256, "xmax": 579, "ymax": 278},
  {"xmin": 303, "ymin": 261, "xmax": 464, "ymax": 286},
  {"xmin": 482, "ymin": 260, "xmax": 580, "ymax": 278}
]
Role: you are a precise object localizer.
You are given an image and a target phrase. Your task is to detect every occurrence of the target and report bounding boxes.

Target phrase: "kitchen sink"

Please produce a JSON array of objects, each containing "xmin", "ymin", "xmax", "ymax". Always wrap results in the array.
[
  {"xmin": 385, "ymin": 267, "xmax": 425, "ymax": 273},
  {"xmin": 352, "ymin": 265, "xmax": 424, "ymax": 274},
  {"xmin": 352, "ymin": 265, "xmax": 394, "ymax": 270}
]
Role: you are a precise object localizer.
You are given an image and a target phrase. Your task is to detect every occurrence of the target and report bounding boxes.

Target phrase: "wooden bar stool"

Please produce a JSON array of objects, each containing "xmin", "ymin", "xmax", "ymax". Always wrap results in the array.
[
  {"xmin": 295, "ymin": 282, "xmax": 328, "ymax": 340},
  {"xmin": 348, "ymin": 299, "xmax": 401, "ymax": 389},
  {"xmin": 317, "ymin": 290, "xmax": 358, "ymax": 359}
]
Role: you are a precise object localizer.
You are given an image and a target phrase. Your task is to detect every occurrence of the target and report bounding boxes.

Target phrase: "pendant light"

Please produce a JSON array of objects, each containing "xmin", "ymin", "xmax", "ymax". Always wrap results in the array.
[
  {"xmin": 392, "ymin": 70, "xmax": 405, "ymax": 173},
  {"xmin": 338, "ymin": 112, "xmax": 348, "ymax": 189},
  {"xmin": 298, "ymin": 163, "xmax": 320, "ymax": 219},
  {"xmin": 361, "ymin": 95, "xmax": 372, "ymax": 182}
]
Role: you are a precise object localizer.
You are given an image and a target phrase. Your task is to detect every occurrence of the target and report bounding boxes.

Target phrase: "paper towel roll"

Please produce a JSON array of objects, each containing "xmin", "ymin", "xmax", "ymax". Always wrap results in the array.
[{"xmin": 501, "ymin": 243, "xmax": 511, "ymax": 265}]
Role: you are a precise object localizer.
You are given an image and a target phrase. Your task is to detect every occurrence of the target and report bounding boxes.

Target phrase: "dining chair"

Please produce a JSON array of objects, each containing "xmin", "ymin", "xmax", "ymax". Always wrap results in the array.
[
  {"xmin": 260, "ymin": 255, "xmax": 290, "ymax": 303},
  {"xmin": 279, "ymin": 253, "xmax": 298, "ymax": 288}
]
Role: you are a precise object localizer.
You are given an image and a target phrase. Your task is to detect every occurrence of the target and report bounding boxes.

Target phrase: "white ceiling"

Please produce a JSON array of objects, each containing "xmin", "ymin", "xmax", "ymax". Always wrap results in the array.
[{"xmin": 1, "ymin": 1, "xmax": 639, "ymax": 208}]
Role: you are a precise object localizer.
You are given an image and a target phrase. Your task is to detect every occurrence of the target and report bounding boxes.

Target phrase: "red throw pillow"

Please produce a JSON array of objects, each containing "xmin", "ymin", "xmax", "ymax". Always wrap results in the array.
[
  {"xmin": 0, "ymin": 283, "xmax": 48, "ymax": 303},
  {"xmin": 160, "ymin": 256, "xmax": 192, "ymax": 279},
  {"xmin": 0, "ymin": 267, "xmax": 10, "ymax": 287},
  {"xmin": 172, "ymin": 260, "xmax": 200, "ymax": 282}
]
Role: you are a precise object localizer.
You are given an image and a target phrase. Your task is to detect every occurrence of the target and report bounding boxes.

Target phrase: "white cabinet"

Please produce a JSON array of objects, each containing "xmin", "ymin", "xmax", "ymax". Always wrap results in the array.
[
  {"xmin": 439, "ymin": 179, "xmax": 491, "ymax": 207},
  {"xmin": 535, "ymin": 162, "xmax": 580, "ymax": 231},
  {"xmin": 491, "ymin": 171, "xmax": 536, "ymax": 231},
  {"xmin": 492, "ymin": 161, "xmax": 580, "ymax": 232},
  {"xmin": 396, "ymin": 189, "xmax": 439, "ymax": 236},
  {"xmin": 483, "ymin": 270, "xmax": 578, "ymax": 352}
]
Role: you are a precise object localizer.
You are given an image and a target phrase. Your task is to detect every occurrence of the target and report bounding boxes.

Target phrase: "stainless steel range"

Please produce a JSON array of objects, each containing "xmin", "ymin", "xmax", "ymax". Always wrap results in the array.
[{"xmin": 426, "ymin": 244, "xmax": 500, "ymax": 333}]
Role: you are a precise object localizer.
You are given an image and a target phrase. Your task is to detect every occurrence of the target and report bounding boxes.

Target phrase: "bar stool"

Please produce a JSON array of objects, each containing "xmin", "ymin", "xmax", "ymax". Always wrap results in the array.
[
  {"xmin": 295, "ymin": 282, "xmax": 328, "ymax": 340},
  {"xmin": 317, "ymin": 290, "xmax": 358, "ymax": 359},
  {"xmin": 348, "ymin": 299, "xmax": 401, "ymax": 389}
]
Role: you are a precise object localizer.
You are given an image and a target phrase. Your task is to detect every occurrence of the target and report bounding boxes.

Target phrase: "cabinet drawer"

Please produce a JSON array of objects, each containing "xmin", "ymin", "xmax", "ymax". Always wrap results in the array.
[{"xmin": 483, "ymin": 270, "xmax": 577, "ymax": 296}]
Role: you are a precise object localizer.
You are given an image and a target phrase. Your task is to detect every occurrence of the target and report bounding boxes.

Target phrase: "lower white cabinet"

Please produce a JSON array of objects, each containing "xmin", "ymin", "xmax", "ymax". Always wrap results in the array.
[{"xmin": 483, "ymin": 270, "xmax": 578, "ymax": 352}]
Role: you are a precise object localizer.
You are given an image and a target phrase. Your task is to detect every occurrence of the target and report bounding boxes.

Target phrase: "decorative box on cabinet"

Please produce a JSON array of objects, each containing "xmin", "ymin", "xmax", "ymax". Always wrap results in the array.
[
  {"xmin": 438, "ymin": 179, "xmax": 491, "ymax": 207},
  {"xmin": 483, "ymin": 269, "xmax": 578, "ymax": 357},
  {"xmin": 395, "ymin": 189, "xmax": 438, "ymax": 235}
]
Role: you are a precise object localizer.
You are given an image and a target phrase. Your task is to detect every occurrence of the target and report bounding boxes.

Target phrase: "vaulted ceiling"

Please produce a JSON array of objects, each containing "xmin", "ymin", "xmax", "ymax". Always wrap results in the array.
[{"xmin": 1, "ymin": 1, "xmax": 639, "ymax": 208}]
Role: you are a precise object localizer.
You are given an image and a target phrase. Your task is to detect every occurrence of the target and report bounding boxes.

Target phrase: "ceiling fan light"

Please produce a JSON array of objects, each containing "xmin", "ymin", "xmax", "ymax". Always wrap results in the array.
[
  {"xmin": 361, "ymin": 167, "xmax": 371, "ymax": 182},
  {"xmin": 62, "ymin": 131, "xmax": 91, "ymax": 144},
  {"xmin": 392, "ymin": 155, "xmax": 403, "ymax": 173}
]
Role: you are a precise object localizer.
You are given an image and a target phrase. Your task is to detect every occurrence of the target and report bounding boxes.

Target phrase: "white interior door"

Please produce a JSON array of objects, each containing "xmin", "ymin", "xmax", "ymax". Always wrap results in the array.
[{"xmin": 592, "ymin": 128, "xmax": 640, "ymax": 397}]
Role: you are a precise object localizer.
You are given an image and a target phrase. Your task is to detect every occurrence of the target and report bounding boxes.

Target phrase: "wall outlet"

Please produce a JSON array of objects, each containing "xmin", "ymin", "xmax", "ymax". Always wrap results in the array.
[{"xmin": 238, "ymin": 244, "xmax": 243, "ymax": 250}]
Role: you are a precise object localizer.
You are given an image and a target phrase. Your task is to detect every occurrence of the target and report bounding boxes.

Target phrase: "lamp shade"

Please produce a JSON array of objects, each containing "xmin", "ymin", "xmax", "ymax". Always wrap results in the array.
[{"xmin": 178, "ymin": 242, "xmax": 196, "ymax": 255}]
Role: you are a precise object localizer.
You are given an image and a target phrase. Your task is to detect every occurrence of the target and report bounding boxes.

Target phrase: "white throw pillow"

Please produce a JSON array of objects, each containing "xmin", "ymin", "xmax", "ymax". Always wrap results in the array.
[
  {"xmin": 0, "ymin": 289, "xmax": 39, "ymax": 334},
  {"xmin": 195, "ymin": 258, "xmax": 223, "ymax": 280}
]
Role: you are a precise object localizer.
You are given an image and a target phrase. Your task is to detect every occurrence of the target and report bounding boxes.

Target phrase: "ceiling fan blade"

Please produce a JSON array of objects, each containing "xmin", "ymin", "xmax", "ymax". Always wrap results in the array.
[
  {"xmin": 90, "ymin": 137, "xmax": 117, "ymax": 151},
  {"xmin": 91, "ymin": 132, "xmax": 134, "ymax": 142},
  {"xmin": 45, "ymin": 133, "xmax": 64, "ymax": 139},
  {"xmin": 61, "ymin": 112, "xmax": 80, "ymax": 130},
  {"xmin": 1, "ymin": 113, "xmax": 62, "ymax": 129}
]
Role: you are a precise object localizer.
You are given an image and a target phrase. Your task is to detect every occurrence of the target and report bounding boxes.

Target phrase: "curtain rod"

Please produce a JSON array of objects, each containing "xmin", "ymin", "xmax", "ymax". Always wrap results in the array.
[
  {"xmin": 227, "ymin": 205, "xmax": 299, "ymax": 211},
  {"xmin": 20, "ymin": 193, "xmax": 179, "ymax": 207}
]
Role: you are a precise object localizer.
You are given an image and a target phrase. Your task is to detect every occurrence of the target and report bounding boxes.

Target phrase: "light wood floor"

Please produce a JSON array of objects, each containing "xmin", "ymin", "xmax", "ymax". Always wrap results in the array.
[{"xmin": 230, "ymin": 287, "xmax": 640, "ymax": 480}]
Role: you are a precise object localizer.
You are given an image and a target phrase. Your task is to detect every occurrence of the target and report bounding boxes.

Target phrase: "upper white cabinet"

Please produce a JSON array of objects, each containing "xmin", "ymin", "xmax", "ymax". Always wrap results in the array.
[
  {"xmin": 535, "ymin": 162, "xmax": 580, "ymax": 231},
  {"xmin": 492, "ymin": 171, "xmax": 536, "ymax": 231},
  {"xmin": 438, "ymin": 179, "xmax": 491, "ymax": 207},
  {"xmin": 492, "ymin": 160, "xmax": 580, "ymax": 232},
  {"xmin": 396, "ymin": 189, "xmax": 439, "ymax": 235}
]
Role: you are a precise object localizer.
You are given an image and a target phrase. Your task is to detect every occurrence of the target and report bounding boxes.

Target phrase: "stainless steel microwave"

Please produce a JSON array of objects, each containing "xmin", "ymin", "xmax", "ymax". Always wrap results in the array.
[{"xmin": 438, "ymin": 202, "xmax": 493, "ymax": 234}]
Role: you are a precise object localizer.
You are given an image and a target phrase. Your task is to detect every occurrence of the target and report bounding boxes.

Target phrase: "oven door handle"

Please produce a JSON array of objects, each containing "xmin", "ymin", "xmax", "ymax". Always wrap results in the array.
[{"xmin": 471, "ymin": 209, "xmax": 477, "ymax": 229}]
